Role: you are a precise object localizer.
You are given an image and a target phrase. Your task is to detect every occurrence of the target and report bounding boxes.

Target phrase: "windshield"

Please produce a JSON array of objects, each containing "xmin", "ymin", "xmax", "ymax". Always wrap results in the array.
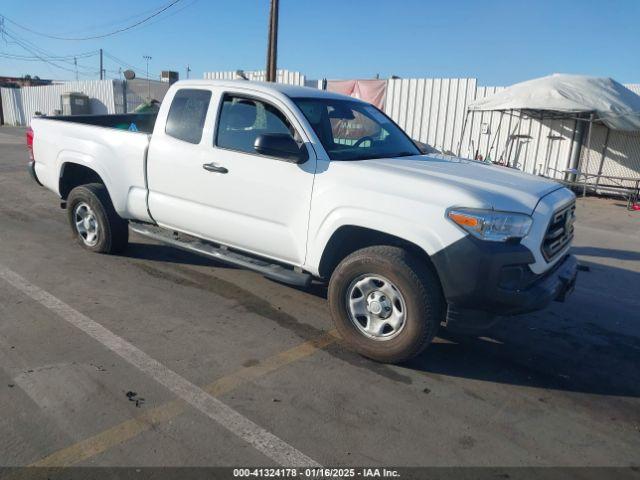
[{"xmin": 292, "ymin": 97, "xmax": 420, "ymax": 161}]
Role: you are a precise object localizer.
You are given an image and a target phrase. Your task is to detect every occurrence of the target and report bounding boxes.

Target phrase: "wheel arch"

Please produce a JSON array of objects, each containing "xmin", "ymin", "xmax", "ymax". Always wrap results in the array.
[
  {"xmin": 59, "ymin": 162, "xmax": 106, "ymax": 200},
  {"xmin": 317, "ymin": 225, "xmax": 439, "ymax": 280}
]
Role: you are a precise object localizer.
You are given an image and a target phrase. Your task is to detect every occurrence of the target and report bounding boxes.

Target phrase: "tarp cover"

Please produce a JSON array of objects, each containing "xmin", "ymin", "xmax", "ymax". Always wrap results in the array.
[
  {"xmin": 467, "ymin": 74, "xmax": 640, "ymax": 131},
  {"xmin": 326, "ymin": 79, "xmax": 387, "ymax": 109}
]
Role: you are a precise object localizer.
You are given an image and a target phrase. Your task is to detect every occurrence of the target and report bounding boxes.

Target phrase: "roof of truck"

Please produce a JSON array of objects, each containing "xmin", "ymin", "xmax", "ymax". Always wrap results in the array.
[{"xmin": 170, "ymin": 79, "xmax": 362, "ymax": 102}]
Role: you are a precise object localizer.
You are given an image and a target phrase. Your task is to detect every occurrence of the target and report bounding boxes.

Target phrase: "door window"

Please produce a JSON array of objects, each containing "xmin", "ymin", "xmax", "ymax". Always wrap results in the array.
[
  {"xmin": 215, "ymin": 95, "xmax": 298, "ymax": 155},
  {"xmin": 165, "ymin": 89, "xmax": 212, "ymax": 144}
]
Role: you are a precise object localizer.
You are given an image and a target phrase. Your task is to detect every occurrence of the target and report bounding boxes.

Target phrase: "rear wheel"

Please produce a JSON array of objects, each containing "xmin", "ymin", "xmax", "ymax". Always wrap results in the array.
[
  {"xmin": 328, "ymin": 245, "xmax": 444, "ymax": 363},
  {"xmin": 67, "ymin": 183, "xmax": 128, "ymax": 254}
]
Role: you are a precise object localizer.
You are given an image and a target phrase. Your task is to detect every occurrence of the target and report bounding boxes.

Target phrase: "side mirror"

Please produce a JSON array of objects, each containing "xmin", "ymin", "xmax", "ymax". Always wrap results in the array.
[{"xmin": 254, "ymin": 133, "xmax": 308, "ymax": 163}]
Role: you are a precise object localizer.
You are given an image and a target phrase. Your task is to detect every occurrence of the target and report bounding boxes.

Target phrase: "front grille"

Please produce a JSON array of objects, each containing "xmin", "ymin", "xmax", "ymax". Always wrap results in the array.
[{"xmin": 541, "ymin": 201, "xmax": 575, "ymax": 261}]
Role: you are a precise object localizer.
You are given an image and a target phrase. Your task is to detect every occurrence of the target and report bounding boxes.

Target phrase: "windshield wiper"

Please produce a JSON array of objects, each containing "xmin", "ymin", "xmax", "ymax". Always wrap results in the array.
[
  {"xmin": 394, "ymin": 151, "xmax": 419, "ymax": 157},
  {"xmin": 333, "ymin": 151, "xmax": 420, "ymax": 161}
]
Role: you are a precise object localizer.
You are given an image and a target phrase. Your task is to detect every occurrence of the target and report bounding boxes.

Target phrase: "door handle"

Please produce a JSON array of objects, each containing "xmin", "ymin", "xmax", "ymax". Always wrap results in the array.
[{"xmin": 202, "ymin": 162, "xmax": 228, "ymax": 174}]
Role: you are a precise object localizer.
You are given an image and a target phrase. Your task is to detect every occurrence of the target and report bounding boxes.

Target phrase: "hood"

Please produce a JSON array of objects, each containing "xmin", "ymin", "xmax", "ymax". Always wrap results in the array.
[{"xmin": 355, "ymin": 154, "xmax": 563, "ymax": 214}]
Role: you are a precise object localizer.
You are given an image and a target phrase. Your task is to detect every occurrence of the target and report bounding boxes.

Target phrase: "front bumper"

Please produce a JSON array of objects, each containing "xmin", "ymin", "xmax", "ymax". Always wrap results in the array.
[
  {"xmin": 28, "ymin": 160, "xmax": 43, "ymax": 186},
  {"xmin": 490, "ymin": 253, "xmax": 577, "ymax": 314},
  {"xmin": 431, "ymin": 235, "xmax": 577, "ymax": 330}
]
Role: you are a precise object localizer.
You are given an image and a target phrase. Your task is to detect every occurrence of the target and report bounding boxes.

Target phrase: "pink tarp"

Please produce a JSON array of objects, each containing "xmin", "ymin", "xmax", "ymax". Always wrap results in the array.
[{"xmin": 326, "ymin": 79, "xmax": 387, "ymax": 109}]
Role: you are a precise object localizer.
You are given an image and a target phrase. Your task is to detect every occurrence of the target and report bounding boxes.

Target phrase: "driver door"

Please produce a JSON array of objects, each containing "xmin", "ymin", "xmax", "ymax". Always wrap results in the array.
[{"xmin": 148, "ymin": 89, "xmax": 316, "ymax": 266}]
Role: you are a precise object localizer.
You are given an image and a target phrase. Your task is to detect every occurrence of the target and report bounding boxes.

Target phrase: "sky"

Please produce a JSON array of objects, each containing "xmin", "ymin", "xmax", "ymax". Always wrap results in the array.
[{"xmin": 0, "ymin": 0, "xmax": 639, "ymax": 86}]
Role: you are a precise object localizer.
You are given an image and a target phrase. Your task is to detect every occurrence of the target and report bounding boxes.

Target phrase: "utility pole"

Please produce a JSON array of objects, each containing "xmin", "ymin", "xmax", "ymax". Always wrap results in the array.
[
  {"xmin": 186, "ymin": 65, "xmax": 191, "ymax": 79},
  {"xmin": 99, "ymin": 48, "xmax": 103, "ymax": 80},
  {"xmin": 74, "ymin": 57, "xmax": 78, "ymax": 81},
  {"xmin": 265, "ymin": 0, "xmax": 279, "ymax": 82},
  {"xmin": 143, "ymin": 55, "xmax": 152, "ymax": 100}
]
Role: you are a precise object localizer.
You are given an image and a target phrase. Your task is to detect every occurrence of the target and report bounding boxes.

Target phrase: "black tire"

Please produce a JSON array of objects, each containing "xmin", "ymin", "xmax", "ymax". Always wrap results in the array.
[
  {"xmin": 328, "ymin": 245, "xmax": 444, "ymax": 363},
  {"xmin": 67, "ymin": 183, "xmax": 128, "ymax": 254}
]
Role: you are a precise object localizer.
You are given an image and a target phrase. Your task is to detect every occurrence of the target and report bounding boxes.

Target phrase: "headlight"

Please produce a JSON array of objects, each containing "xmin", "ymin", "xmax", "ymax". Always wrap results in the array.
[{"xmin": 447, "ymin": 208, "xmax": 532, "ymax": 242}]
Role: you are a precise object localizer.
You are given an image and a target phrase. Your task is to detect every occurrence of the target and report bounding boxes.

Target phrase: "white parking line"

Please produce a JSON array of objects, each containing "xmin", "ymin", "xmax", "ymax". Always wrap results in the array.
[{"xmin": 0, "ymin": 265, "xmax": 320, "ymax": 468}]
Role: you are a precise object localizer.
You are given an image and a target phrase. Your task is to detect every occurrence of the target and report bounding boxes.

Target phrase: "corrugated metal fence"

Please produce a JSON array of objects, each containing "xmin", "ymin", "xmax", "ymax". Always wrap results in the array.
[
  {"xmin": 0, "ymin": 87, "xmax": 24, "ymax": 126},
  {"xmin": 383, "ymin": 79, "xmax": 640, "ymax": 186},
  {"xmin": 384, "ymin": 78, "xmax": 477, "ymax": 155},
  {"xmin": 204, "ymin": 69, "xmax": 306, "ymax": 86},
  {"xmin": 2, "ymin": 71, "xmax": 638, "ymax": 187},
  {"xmin": 0, "ymin": 79, "xmax": 175, "ymax": 126},
  {"xmin": 1, "ymin": 80, "xmax": 118, "ymax": 126},
  {"xmin": 120, "ymin": 78, "xmax": 171, "ymax": 113}
]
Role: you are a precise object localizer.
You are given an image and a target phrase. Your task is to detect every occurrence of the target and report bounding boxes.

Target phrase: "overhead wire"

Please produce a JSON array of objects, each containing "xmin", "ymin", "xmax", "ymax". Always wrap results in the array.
[
  {"xmin": 1, "ymin": 28, "xmax": 97, "ymax": 76},
  {"xmin": 1, "ymin": 0, "xmax": 183, "ymax": 41},
  {"xmin": 37, "ymin": 1, "xmax": 183, "ymax": 36},
  {"xmin": 0, "ymin": 0, "xmax": 196, "ymax": 79}
]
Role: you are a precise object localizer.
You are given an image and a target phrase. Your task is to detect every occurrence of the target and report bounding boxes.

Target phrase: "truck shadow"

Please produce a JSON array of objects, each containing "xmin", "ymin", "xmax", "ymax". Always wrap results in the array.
[
  {"xmin": 408, "ymin": 327, "xmax": 640, "ymax": 398},
  {"xmin": 123, "ymin": 240, "xmax": 639, "ymax": 398},
  {"xmin": 408, "ymin": 259, "xmax": 640, "ymax": 398},
  {"xmin": 571, "ymin": 246, "xmax": 640, "ymax": 261},
  {"xmin": 123, "ymin": 242, "xmax": 239, "ymax": 269}
]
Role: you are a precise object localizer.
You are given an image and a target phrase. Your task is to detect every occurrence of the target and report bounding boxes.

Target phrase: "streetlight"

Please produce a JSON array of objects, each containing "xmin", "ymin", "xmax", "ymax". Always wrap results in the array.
[{"xmin": 143, "ymin": 55, "xmax": 152, "ymax": 100}]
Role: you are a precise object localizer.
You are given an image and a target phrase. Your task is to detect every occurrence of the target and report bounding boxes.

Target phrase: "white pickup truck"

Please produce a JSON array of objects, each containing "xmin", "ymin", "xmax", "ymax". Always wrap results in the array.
[{"xmin": 27, "ymin": 80, "xmax": 578, "ymax": 363}]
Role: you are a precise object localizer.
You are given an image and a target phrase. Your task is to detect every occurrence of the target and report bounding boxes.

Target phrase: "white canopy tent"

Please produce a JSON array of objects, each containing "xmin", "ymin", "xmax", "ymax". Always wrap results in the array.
[
  {"xmin": 467, "ymin": 74, "xmax": 640, "ymax": 131},
  {"xmin": 459, "ymin": 74, "xmax": 640, "ymax": 200}
]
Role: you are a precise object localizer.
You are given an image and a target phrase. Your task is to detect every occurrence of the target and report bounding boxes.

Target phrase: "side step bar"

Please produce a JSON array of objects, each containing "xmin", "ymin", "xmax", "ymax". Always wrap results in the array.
[{"xmin": 129, "ymin": 223, "xmax": 312, "ymax": 288}]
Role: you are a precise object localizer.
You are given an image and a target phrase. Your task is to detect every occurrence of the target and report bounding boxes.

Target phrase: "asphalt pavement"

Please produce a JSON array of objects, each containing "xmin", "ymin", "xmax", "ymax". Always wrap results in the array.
[{"xmin": 1, "ymin": 125, "xmax": 639, "ymax": 467}]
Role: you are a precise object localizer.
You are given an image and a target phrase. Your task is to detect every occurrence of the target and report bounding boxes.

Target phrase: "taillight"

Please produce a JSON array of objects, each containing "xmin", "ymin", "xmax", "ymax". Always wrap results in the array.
[{"xmin": 26, "ymin": 126, "xmax": 34, "ymax": 161}]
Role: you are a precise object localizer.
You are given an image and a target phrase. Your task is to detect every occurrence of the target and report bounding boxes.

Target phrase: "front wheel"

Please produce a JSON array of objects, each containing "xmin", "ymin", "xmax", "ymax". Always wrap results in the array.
[
  {"xmin": 67, "ymin": 183, "xmax": 128, "ymax": 254},
  {"xmin": 328, "ymin": 246, "xmax": 444, "ymax": 363}
]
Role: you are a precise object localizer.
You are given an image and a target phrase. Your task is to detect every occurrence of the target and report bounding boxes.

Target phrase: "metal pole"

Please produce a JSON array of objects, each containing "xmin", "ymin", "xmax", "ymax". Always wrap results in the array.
[
  {"xmin": 0, "ymin": 88, "xmax": 4, "ymax": 125},
  {"xmin": 457, "ymin": 110, "xmax": 470, "ymax": 157},
  {"xmin": 99, "ymin": 49, "xmax": 103, "ymax": 80},
  {"xmin": 143, "ymin": 55, "xmax": 152, "ymax": 100},
  {"xmin": 581, "ymin": 113, "xmax": 594, "ymax": 197},
  {"xmin": 265, "ymin": 0, "xmax": 279, "ymax": 82},
  {"xmin": 567, "ymin": 115, "xmax": 587, "ymax": 182},
  {"xmin": 486, "ymin": 111, "xmax": 504, "ymax": 162},
  {"xmin": 595, "ymin": 127, "xmax": 610, "ymax": 190}
]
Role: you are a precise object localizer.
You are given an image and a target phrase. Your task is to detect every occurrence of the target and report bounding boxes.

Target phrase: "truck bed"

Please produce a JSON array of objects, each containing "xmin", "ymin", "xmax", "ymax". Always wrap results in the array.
[
  {"xmin": 31, "ymin": 114, "xmax": 154, "ymax": 222},
  {"xmin": 43, "ymin": 113, "xmax": 158, "ymax": 134}
]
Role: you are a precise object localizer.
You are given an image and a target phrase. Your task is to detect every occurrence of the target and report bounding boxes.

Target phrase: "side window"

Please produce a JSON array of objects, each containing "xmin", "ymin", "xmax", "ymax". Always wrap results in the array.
[
  {"xmin": 165, "ymin": 89, "xmax": 212, "ymax": 144},
  {"xmin": 215, "ymin": 95, "xmax": 297, "ymax": 155}
]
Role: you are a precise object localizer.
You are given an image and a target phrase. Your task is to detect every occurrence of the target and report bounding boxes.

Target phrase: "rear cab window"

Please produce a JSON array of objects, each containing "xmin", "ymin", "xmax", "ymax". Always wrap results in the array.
[{"xmin": 165, "ymin": 89, "xmax": 212, "ymax": 144}]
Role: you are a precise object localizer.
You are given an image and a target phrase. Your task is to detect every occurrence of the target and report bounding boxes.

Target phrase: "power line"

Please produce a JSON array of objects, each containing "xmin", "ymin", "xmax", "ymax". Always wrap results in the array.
[
  {"xmin": 40, "ymin": 2, "xmax": 184, "ymax": 37},
  {"xmin": 0, "ymin": 50, "xmax": 97, "ymax": 61},
  {"xmin": 128, "ymin": 0, "xmax": 199, "ymax": 32},
  {"xmin": 103, "ymin": 52, "xmax": 147, "ymax": 75},
  {"xmin": 1, "ymin": 0, "xmax": 183, "ymax": 41},
  {"xmin": 2, "ymin": 26, "xmax": 99, "ymax": 70},
  {"xmin": 1, "ymin": 25, "xmax": 94, "ymax": 62},
  {"xmin": 1, "ymin": 29, "xmax": 97, "ymax": 76}
]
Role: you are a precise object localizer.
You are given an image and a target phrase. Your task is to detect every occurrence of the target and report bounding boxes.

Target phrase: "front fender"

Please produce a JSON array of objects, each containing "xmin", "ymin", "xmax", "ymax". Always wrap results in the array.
[{"xmin": 305, "ymin": 205, "xmax": 466, "ymax": 276}]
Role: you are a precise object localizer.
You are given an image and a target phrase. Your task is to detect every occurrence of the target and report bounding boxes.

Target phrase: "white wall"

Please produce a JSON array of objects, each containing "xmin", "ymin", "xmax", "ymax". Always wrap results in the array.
[
  {"xmin": 1, "ymin": 80, "xmax": 118, "ymax": 126},
  {"xmin": 4, "ymin": 71, "xmax": 638, "ymax": 186},
  {"xmin": 385, "ymin": 78, "xmax": 640, "ymax": 185},
  {"xmin": 1, "ymin": 87, "xmax": 24, "ymax": 126},
  {"xmin": 383, "ymin": 78, "xmax": 477, "ymax": 155},
  {"xmin": 203, "ymin": 69, "xmax": 306, "ymax": 86}
]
